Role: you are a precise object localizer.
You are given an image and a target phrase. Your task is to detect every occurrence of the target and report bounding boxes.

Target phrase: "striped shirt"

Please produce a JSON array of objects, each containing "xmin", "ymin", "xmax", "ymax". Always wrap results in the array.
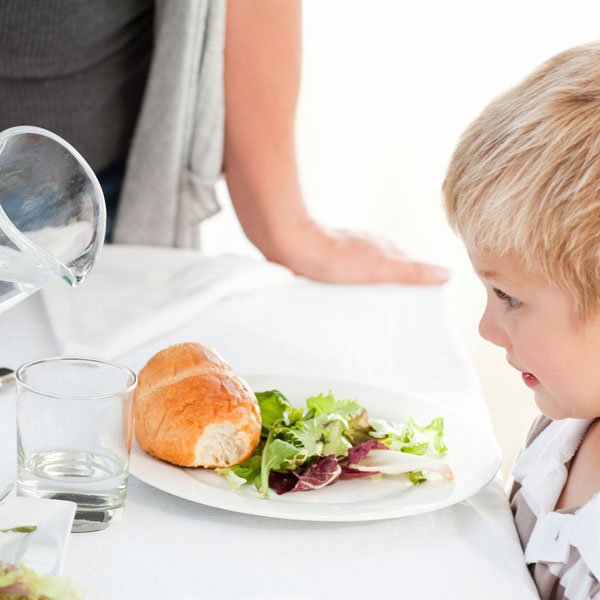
[{"xmin": 509, "ymin": 416, "xmax": 600, "ymax": 599}]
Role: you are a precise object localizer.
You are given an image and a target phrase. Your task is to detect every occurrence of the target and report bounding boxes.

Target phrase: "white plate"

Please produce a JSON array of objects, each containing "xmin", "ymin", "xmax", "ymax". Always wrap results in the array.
[
  {"xmin": 0, "ymin": 496, "xmax": 76, "ymax": 575},
  {"xmin": 130, "ymin": 374, "xmax": 501, "ymax": 521}
]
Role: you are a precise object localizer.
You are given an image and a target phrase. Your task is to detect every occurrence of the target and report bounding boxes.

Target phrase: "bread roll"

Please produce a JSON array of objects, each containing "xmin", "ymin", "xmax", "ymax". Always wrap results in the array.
[{"xmin": 134, "ymin": 342, "xmax": 261, "ymax": 468}]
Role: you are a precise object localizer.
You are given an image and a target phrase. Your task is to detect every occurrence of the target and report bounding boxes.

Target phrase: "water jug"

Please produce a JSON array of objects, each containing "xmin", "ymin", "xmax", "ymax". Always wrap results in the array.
[{"xmin": 0, "ymin": 126, "xmax": 105, "ymax": 313}]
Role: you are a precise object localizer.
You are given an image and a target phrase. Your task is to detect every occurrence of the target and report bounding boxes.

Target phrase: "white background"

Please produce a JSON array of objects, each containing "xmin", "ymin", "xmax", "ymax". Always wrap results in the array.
[{"xmin": 203, "ymin": 0, "xmax": 600, "ymax": 477}]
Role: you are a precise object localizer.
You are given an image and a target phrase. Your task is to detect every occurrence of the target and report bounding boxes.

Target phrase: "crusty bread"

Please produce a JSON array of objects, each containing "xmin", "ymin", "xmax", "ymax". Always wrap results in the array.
[{"xmin": 134, "ymin": 342, "xmax": 261, "ymax": 468}]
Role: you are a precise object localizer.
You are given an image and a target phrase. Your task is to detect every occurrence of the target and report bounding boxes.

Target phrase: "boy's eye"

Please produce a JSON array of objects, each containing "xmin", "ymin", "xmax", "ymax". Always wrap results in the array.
[{"xmin": 493, "ymin": 287, "xmax": 521, "ymax": 309}]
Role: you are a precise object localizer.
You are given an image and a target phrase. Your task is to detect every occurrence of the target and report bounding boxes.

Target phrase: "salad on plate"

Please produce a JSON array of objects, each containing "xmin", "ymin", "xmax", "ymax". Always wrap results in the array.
[
  {"xmin": 0, "ymin": 561, "xmax": 81, "ymax": 600},
  {"xmin": 217, "ymin": 389, "xmax": 453, "ymax": 498}
]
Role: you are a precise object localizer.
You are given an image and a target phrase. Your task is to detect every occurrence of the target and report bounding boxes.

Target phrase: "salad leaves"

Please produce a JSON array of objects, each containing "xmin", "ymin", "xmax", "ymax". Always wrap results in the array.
[
  {"xmin": 0, "ymin": 561, "xmax": 82, "ymax": 600},
  {"xmin": 216, "ymin": 389, "xmax": 452, "ymax": 498},
  {"xmin": 305, "ymin": 392, "xmax": 361, "ymax": 420},
  {"xmin": 255, "ymin": 390, "xmax": 289, "ymax": 433}
]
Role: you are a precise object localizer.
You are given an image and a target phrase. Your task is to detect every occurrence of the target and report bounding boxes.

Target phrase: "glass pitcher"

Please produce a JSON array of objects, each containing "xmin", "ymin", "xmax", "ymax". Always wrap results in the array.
[{"xmin": 0, "ymin": 126, "xmax": 105, "ymax": 314}]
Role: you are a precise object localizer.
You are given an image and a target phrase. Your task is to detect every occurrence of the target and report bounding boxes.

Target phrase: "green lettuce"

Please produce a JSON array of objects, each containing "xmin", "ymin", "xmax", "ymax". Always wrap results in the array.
[
  {"xmin": 255, "ymin": 390, "xmax": 291, "ymax": 434},
  {"xmin": 408, "ymin": 470, "xmax": 427, "ymax": 485},
  {"xmin": 369, "ymin": 416, "xmax": 447, "ymax": 458},
  {"xmin": 274, "ymin": 418, "xmax": 324, "ymax": 458},
  {"xmin": 346, "ymin": 408, "xmax": 372, "ymax": 445},
  {"xmin": 306, "ymin": 391, "xmax": 361, "ymax": 420},
  {"xmin": 321, "ymin": 416, "xmax": 352, "ymax": 456},
  {"xmin": 254, "ymin": 391, "xmax": 363, "ymax": 497},
  {"xmin": 216, "ymin": 455, "xmax": 263, "ymax": 490},
  {"xmin": 217, "ymin": 388, "xmax": 449, "ymax": 495},
  {"xmin": 0, "ymin": 562, "xmax": 82, "ymax": 600},
  {"xmin": 259, "ymin": 435, "xmax": 303, "ymax": 497},
  {"xmin": 407, "ymin": 416, "xmax": 448, "ymax": 456},
  {"xmin": 285, "ymin": 406, "xmax": 306, "ymax": 426}
]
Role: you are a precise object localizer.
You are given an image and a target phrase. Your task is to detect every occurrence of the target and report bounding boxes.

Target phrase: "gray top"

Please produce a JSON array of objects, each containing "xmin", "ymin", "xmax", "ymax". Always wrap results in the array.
[
  {"xmin": 113, "ymin": 0, "xmax": 226, "ymax": 248},
  {"xmin": 0, "ymin": 0, "xmax": 154, "ymax": 172}
]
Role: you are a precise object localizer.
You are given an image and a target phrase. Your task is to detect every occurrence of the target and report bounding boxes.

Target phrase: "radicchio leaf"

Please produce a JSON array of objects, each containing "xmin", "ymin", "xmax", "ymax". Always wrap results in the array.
[
  {"xmin": 340, "ymin": 466, "xmax": 380, "ymax": 479},
  {"xmin": 269, "ymin": 471, "xmax": 298, "ymax": 495},
  {"xmin": 269, "ymin": 439, "xmax": 390, "ymax": 493},
  {"xmin": 343, "ymin": 439, "xmax": 388, "ymax": 465},
  {"xmin": 338, "ymin": 439, "xmax": 388, "ymax": 479},
  {"xmin": 293, "ymin": 455, "xmax": 341, "ymax": 491}
]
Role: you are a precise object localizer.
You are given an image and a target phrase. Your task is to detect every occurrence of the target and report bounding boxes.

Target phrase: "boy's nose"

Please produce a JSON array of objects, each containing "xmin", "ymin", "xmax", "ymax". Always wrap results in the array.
[{"xmin": 478, "ymin": 306, "xmax": 511, "ymax": 349}]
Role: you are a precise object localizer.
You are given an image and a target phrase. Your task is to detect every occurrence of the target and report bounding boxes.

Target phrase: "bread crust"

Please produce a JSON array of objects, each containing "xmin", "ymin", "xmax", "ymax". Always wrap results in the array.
[{"xmin": 134, "ymin": 343, "xmax": 261, "ymax": 467}]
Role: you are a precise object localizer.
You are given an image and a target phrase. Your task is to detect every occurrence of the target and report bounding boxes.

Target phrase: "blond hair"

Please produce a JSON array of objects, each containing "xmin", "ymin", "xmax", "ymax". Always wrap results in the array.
[{"xmin": 443, "ymin": 42, "xmax": 600, "ymax": 317}]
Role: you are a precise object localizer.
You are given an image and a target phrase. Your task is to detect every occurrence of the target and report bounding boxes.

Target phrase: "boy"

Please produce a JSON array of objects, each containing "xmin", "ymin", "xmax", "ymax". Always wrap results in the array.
[{"xmin": 443, "ymin": 42, "xmax": 600, "ymax": 600}]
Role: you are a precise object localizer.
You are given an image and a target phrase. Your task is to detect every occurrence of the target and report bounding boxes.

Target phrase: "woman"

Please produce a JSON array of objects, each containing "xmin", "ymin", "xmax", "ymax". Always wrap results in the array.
[{"xmin": 0, "ymin": 0, "xmax": 448, "ymax": 285}]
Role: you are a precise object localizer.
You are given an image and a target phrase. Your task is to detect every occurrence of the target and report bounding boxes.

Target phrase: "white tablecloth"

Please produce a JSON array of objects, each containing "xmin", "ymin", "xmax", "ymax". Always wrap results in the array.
[{"xmin": 0, "ymin": 252, "xmax": 539, "ymax": 600}]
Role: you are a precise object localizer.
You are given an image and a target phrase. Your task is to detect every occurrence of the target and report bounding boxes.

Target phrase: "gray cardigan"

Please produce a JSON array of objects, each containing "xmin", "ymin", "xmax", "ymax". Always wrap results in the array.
[{"xmin": 113, "ymin": 0, "xmax": 226, "ymax": 248}]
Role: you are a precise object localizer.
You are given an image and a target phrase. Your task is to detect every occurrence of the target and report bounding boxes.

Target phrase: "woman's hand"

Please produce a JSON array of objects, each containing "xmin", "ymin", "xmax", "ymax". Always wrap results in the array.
[{"xmin": 264, "ymin": 220, "xmax": 450, "ymax": 285}]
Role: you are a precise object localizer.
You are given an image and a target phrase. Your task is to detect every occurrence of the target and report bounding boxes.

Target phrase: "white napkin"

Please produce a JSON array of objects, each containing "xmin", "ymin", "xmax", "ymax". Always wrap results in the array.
[
  {"xmin": 0, "ymin": 497, "xmax": 76, "ymax": 576},
  {"xmin": 41, "ymin": 245, "xmax": 293, "ymax": 359}
]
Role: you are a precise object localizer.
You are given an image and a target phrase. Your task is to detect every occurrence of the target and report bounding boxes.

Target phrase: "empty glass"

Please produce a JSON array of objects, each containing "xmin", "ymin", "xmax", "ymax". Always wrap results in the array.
[
  {"xmin": 0, "ymin": 126, "xmax": 105, "ymax": 314},
  {"xmin": 16, "ymin": 358, "xmax": 136, "ymax": 533}
]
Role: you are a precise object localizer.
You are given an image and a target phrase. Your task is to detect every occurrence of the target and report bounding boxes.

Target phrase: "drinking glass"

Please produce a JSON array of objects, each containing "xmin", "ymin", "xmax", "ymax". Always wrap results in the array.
[{"xmin": 15, "ymin": 357, "xmax": 136, "ymax": 532}]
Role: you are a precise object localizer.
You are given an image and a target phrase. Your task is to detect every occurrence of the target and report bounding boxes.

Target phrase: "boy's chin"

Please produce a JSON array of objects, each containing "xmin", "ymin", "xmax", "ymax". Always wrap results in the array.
[{"xmin": 532, "ymin": 389, "xmax": 570, "ymax": 421}]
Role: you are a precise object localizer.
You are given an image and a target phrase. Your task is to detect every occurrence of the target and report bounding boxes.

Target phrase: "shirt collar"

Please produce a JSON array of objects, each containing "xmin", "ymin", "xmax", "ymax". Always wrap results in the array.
[{"xmin": 512, "ymin": 418, "xmax": 593, "ymax": 516}]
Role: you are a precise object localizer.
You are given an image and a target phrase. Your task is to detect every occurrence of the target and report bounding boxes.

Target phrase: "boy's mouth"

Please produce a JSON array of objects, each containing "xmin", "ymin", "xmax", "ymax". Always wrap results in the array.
[
  {"xmin": 521, "ymin": 372, "xmax": 540, "ymax": 387},
  {"xmin": 507, "ymin": 357, "xmax": 541, "ymax": 387}
]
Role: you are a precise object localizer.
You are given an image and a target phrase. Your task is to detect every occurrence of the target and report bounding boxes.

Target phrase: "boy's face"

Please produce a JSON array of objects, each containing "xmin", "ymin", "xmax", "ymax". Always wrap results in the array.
[{"xmin": 468, "ymin": 246, "xmax": 600, "ymax": 420}]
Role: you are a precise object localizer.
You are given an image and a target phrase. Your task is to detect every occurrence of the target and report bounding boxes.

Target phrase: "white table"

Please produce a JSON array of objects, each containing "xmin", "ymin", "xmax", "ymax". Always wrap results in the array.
[{"xmin": 0, "ymin": 272, "xmax": 539, "ymax": 599}]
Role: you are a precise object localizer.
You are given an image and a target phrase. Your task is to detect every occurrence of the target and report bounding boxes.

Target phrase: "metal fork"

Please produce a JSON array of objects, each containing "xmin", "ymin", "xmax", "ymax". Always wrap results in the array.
[
  {"xmin": 0, "ymin": 368, "xmax": 14, "ymax": 390},
  {"xmin": 0, "ymin": 369, "xmax": 15, "ymax": 505},
  {"xmin": 0, "ymin": 483, "xmax": 14, "ymax": 502}
]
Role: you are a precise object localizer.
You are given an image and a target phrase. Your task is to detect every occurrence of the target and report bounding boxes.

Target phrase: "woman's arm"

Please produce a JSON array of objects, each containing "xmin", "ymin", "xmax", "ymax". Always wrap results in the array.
[{"xmin": 223, "ymin": 0, "xmax": 448, "ymax": 285}]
